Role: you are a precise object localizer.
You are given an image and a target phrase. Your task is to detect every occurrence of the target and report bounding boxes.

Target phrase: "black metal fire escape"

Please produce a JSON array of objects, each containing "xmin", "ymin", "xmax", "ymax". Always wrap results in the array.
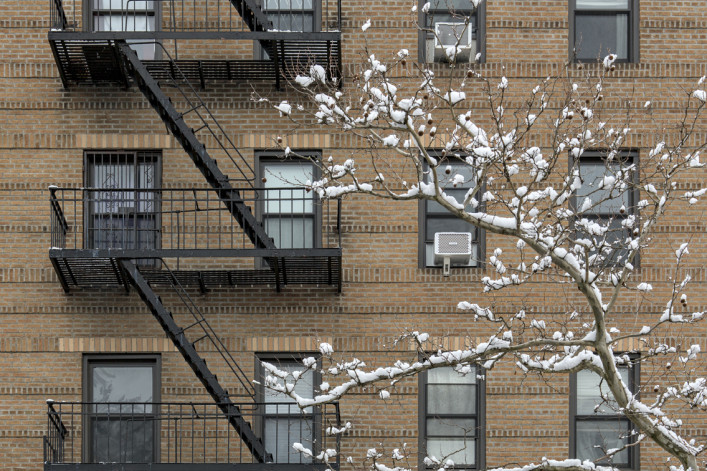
[{"xmin": 46, "ymin": 0, "xmax": 343, "ymax": 464}]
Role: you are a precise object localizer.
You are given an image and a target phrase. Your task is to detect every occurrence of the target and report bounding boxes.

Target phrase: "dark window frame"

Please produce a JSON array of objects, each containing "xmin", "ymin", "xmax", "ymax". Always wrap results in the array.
[
  {"xmin": 418, "ymin": 0, "xmax": 486, "ymax": 64},
  {"xmin": 82, "ymin": 354, "xmax": 161, "ymax": 464},
  {"xmin": 418, "ymin": 152, "xmax": 485, "ymax": 269},
  {"xmin": 571, "ymin": 149, "xmax": 640, "ymax": 269},
  {"xmin": 84, "ymin": 150, "xmax": 162, "ymax": 261},
  {"xmin": 418, "ymin": 364, "xmax": 486, "ymax": 470},
  {"xmin": 569, "ymin": 0, "xmax": 639, "ymax": 63},
  {"xmin": 569, "ymin": 360, "xmax": 640, "ymax": 469},
  {"xmin": 255, "ymin": 353, "xmax": 322, "ymax": 464},
  {"xmin": 256, "ymin": 151, "xmax": 322, "ymax": 251}
]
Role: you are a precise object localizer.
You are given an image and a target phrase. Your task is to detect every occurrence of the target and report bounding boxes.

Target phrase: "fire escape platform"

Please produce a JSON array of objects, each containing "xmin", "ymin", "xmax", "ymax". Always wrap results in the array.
[
  {"xmin": 49, "ymin": 248, "xmax": 343, "ymax": 292},
  {"xmin": 48, "ymin": 35, "xmax": 342, "ymax": 87},
  {"xmin": 46, "ymin": 464, "xmax": 334, "ymax": 471}
]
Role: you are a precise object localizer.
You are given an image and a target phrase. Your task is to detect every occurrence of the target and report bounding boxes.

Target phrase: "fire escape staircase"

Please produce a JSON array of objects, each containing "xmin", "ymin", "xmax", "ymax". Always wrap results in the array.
[
  {"xmin": 46, "ymin": 1, "xmax": 343, "ymax": 464},
  {"xmin": 118, "ymin": 42, "xmax": 275, "ymax": 252},
  {"xmin": 119, "ymin": 259, "xmax": 272, "ymax": 463}
]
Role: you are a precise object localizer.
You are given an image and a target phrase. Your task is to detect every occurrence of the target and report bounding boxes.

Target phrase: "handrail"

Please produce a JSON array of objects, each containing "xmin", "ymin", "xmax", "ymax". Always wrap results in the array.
[
  {"xmin": 45, "ymin": 400, "xmax": 342, "ymax": 466},
  {"xmin": 50, "ymin": 0, "xmax": 68, "ymax": 30},
  {"xmin": 157, "ymin": 258, "xmax": 257, "ymax": 399},
  {"xmin": 153, "ymin": 42, "xmax": 256, "ymax": 186},
  {"xmin": 48, "ymin": 186, "xmax": 342, "ymax": 252}
]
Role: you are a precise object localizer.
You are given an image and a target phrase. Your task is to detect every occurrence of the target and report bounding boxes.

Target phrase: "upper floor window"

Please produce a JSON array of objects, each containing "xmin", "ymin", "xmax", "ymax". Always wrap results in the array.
[
  {"xmin": 88, "ymin": 0, "xmax": 158, "ymax": 59},
  {"xmin": 574, "ymin": 151, "xmax": 637, "ymax": 267},
  {"xmin": 257, "ymin": 355, "xmax": 319, "ymax": 463},
  {"xmin": 420, "ymin": 366, "xmax": 484, "ymax": 468},
  {"xmin": 258, "ymin": 0, "xmax": 320, "ymax": 59},
  {"xmin": 85, "ymin": 151, "xmax": 161, "ymax": 254},
  {"xmin": 570, "ymin": 364, "xmax": 638, "ymax": 468},
  {"xmin": 420, "ymin": 155, "xmax": 482, "ymax": 268},
  {"xmin": 84, "ymin": 355, "xmax": 160, "ymax": 463},
  {"xmin": 258, "ymin": 152, "xmax": 320, "ymax": 249},
  {"xmin": 570, "ymin": 0, "xmax": 639, "ymax": 62},
  {"xmin": 419, "ymin": 0, "xmax": 485, "ymax": 63}
]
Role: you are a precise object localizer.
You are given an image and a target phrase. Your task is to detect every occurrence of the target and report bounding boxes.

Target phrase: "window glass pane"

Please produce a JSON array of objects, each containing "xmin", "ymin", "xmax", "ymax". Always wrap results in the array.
[
  {"xmin": 427, "ymin": 418, "xmax": 476, "ymax": 437},
  {"xmin": 576, "ymin": 161, "xmax": 632, "ymax": 214},
  {"xmin": 576, "ymin": 368, "xmax": 629, "ymax": 415},
  {"xmin": 575, "ymin": 13, "xmax": 628, "ymax": 60},
  {"xmin": 95, "ymin": 0, "xmax": 154, "ymax": 10},
  {"xmin": 91, "ymin": 417, "xmax": 153, "ymax": 463},
  {"xmin": 425, "ymin": 217, "xmax": 475, "ymax": 240},
  {"xmin": 265, "ymin": 0, "xmax": 314, "ymax": 10},
  {"xmin": 576, "ymin": 419, "xmax": 630, "ymax": 465},
  {"xmin": 265, "ymin": 217, "xmax": 314, "ymax": 249},
  {"xmin": 264, "ymin": 361, "xmax": 314, "ymax": 413},
  {"xmin": 576, "ymin": 0, "xmax": 628, "ymax": 9},
  {"xmin": 435, "ymin": 22, "xmax": 472, "ymax": 47},
  {"xmin": 428, "ymin": 366, "xmax": 476, "ymax": 384},
  {"xmin": 264, "ymin": 418, "xmax": 313, "ymax": 463},
  {"xmin": 429, "ymin": 0, "xmax": 475, "ymax": 11},
  {"xmin": 428, "ymin": 384, "xmax": 476, "ymax": 415},
  {"xmin": 92, "ymin": 365, "xmax": 153, "ymax": 413},
  {"xmin": 426, "ymin": 438, "xmax": 476, "ymax": 465}
]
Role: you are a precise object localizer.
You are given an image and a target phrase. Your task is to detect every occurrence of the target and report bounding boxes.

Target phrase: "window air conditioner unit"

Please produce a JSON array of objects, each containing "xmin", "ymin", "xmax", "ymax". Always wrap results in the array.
[
  {"xmin": 434, "ymin": 232, "xmax": 473, "ymax": 276},
  {"xmin": 426, "ymin": 22, "xmax": 475, "ymax": 63}
]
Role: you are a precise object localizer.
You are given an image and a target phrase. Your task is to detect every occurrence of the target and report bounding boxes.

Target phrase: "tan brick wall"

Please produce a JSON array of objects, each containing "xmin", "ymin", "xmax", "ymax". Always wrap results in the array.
[{"xmin": 2, "ymin": 0, "xmax": 707, "ymax": 470}]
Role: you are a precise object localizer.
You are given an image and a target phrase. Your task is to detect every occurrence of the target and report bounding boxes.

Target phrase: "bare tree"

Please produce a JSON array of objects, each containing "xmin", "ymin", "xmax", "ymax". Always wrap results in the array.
[{"xmin": 255, "ymin": 5, "xmax": 707, "ymax": 471}]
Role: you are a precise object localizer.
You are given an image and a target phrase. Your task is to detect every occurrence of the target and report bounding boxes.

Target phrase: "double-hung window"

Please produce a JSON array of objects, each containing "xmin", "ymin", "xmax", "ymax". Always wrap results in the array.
[
  {"xmin": 85, "ymin": 151, "xmax": 161, "ymax": 253},
  {"xmin": 574, "ymin": 151, "xmax": 637, "ymax": 267},
  {"xmin": 570, "ymin": 0, "xmax": 639, "ymax": 62},
  {"xmin": 259, "ymin": 153, "xmax": 320, "ymax": 250},
  {"xmin": 258, "ymin": 0, "xmax": 320, "ymax": 59},
  {"xmin": 84, "ymin": 355, "xmax": 160, "ymax": 463},
  {"xmin": 421, "ymin": 366, "xmax": 484, "ymax": 468},
  {"xmin": 88, "ymin": 0, "xmax": 158, "ymax": 59},
  {"xmin": 420, "ymin": 0, "xmax": 485, "ymax": 63},
  {"xmin": 420, "ymin": 156, "xmax": 481, "ymax": 268},
  {"xmin": 570, "ymin": 364, "xmax": 638, "ymax": 467},
  {"xmin": 258, "ymin": 356, "xmax": 319, "ymax": 463}
]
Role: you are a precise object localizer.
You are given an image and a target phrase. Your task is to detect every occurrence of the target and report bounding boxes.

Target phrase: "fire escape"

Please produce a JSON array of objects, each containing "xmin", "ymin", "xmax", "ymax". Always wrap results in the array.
[{"xmin": 44, "ymin": 0, "xmax": 342, "ymax": 468}]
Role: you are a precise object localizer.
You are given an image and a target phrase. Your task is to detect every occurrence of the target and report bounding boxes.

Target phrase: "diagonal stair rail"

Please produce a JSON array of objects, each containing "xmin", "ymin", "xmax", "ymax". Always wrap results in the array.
[
  {"xmin": 118, "ymin": 258, "xmax": 273, "ymax": 463},
  {"xmin": 117, "ymin": 42, "xmax": 275, "ymax": 251}
]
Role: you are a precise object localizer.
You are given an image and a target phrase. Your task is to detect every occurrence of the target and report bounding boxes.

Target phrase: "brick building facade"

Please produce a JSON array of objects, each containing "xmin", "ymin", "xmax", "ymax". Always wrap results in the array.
[{"xmin": 1, "ymin": 0, "xmax": 707, "ymax": 470}]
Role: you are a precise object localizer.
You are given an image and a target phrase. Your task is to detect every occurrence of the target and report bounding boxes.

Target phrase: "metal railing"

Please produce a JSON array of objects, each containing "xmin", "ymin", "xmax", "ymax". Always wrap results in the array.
[
  {"xmin": 49, "ymin": 187, "xmax": 341, "ymax": 252},
  {"xmin": 49, "ymin": 0, "xmax": 342, "ymax": 33},
  {"xmin": 44, "ymin": 401, "xmax": 341, "ymax": 466},
  {"xmin": 50, "ymin": 0, "xmax": 68, "ymax": 30}
]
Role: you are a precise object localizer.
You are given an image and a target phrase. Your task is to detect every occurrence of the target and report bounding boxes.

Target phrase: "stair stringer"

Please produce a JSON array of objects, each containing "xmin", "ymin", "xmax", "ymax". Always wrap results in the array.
[
  {"xmin": 117, "ymin": 42, "xmax": 276, "ymax": 251},
  {"xmin": 118, "ymin": 259, "xmax": 273, "ymax": 463}
]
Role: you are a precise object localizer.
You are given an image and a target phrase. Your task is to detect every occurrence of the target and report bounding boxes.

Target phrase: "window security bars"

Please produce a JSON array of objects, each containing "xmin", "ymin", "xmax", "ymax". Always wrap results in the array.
[
  {"xmin": 49, "ymin": 0, "xmax": 342, "ymax": 33},
  {"xmin": 44, "ymin": 401, "xmax": 341, "ymax": 466},
  {"xmin": 49, "ymin": 187, "xmax": 341, "ymax": 252}
]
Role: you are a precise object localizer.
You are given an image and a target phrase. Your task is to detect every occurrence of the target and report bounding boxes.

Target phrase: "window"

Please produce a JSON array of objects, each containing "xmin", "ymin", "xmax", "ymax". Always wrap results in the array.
[
  {"xmin": 574, "ymin": 151, "xmax": 637, "ymax": 267},
  {"xmin": 420, "ymin": 366, "xmax": 484, "ymax": 468},
  {"xmin": 258, "ymin": 0, "xmax": 320, "ymax": 59},
  {"xmin": 257, "ymin": 355, "xmax": 319, "ymax": 463},
  {"xmin": 419, "ymin": 0, "xmax": 485, "ymax": 63},
  {"xmin": 83, "ymin": 355, "xmax": 160, "ymax": 463},
  {"xmin": 258, "ymin": 153, "xmax": 320, "ymax": 250},
  {"xmin": 420, "ymin": 155, "xmax": 482, "ymax": 268},
  {"xmin": 570, "ymin": 0, "xmax": 639, "ymax": 62},
  {"xmin": 85, "ymin": 151, "xmax": 161, "ymax": 253},
  {"xmin": 570, "ymin": 364, "xmax": 638, "ymax": 468},
  {"xmin": 88, "ymin": 0, "xmax": 158, "ymax": 59}
]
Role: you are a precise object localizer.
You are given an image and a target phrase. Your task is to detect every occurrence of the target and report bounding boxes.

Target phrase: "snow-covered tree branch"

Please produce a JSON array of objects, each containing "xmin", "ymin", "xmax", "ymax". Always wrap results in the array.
[{"xmin": 254, "ymin": 4, "xmax": 707, "ymax": 471}]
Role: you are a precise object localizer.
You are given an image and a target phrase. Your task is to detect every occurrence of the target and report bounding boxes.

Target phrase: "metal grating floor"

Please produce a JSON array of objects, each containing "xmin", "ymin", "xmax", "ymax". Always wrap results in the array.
[
  {"xmin": 50, "ymin": 254, "xmax": 342, "ymax": 292},
  {"xmin": 49, "ymin": 38, "xmax": 341, "ymax": 87}
]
